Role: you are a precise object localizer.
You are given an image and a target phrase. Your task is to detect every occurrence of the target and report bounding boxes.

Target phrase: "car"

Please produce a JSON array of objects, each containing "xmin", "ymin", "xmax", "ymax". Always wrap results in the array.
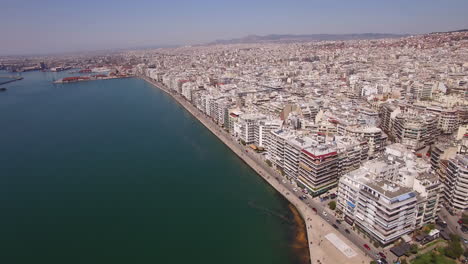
[
  {"xmin": 332, "ymin": 224, "xmax": 339, "ymax": 229},
  {"xmin": 322, "ymin": 211, "xmax": 327, "ymax": 217},
  {"xmin": 330, "ymin": 193, "xmax": 337, "ymax": 199},
  {"xmin": 378, "ymin": 252, "xmax": 386, "ymax": 259},
  {"xmin": 458, "ymin": 219, "xmax": 464, "ymax": 225},
  {"xmin": 464, "ymin": 238, "xmax": 468, "ymax": 244},
  {"xmin": 336, "ymin": 220, "xmax": 341, "ymax": 225},
  {"xmin": 436, "ymin": 220, "xmax": 448, "ymax": 228},
  {"xmin": 345, "ymin": 229, "xmax": 350, "ymax": 234},
  {"xmin": 312, "ymin": 208, "xmax": 317, "ymax": 213},
  {"xmin": 462, "ymin": 226, "xmax": 468, "ymax": 233},
  {"xmin": 363, "ymin": 244, "xmax": 371, "ymax": 250},
  {"xmin": 282, "ymin": 179, "xmax": 286, "ymax": 183},
  {"xmin": 293, "ymin": 188, "xmax": 298, "ymax": 192},
  {"xmin": 379, "ymin": 258, "xmax": 388, "ymax": 264}
]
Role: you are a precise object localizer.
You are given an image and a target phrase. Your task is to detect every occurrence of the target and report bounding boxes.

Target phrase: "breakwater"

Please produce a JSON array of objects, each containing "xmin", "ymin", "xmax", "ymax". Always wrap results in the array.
[{"xmin": 0, "ymin": 76, "xmax": 23, "ymax": 85}]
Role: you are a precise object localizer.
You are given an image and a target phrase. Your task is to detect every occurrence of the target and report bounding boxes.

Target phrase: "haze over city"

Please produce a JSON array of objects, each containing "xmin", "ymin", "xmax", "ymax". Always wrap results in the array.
[{"xmin": 2, "ymin": 0, "xmax": 468, "ymax": 55}]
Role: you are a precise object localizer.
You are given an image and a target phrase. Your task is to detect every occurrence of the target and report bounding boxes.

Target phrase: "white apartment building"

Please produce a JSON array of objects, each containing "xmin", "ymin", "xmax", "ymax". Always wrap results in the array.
[
  {"xmin": 238, "ymin": 114, "xmax": 266, "ymax": 144},
  {"xmin": 337, "ymin": 144, "xmax": 441, "ymax": 245},
  {"xmin": 256, "ymin": 119, "xmax": 282, "ymax": 148},
  {"xmin": 441, "ymin": 155, "xmax": 468, "ymax": 214}
]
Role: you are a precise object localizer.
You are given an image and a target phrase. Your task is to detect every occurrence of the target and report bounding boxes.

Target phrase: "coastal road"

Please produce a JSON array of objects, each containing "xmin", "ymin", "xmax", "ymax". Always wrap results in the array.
[
  {"xmin": 144, "ymin": 77, "xmax": 372, "ymax": 264},
  {"xmin": 439, "ymin": 207, "xmax": 467, "ymax": 248},
  {"xmin": 241, "ymin": 145, "xmax": 393, "ymax": 263}
]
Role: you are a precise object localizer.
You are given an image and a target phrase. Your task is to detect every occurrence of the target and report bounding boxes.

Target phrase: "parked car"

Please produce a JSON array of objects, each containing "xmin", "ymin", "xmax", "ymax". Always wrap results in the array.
[
  {"xmin": 336, "ymin": 219, "xmax": 341, "ymax": 225},
  {"xmin": 436, "ymin": 220, "xmax": 447, "ymax": 228},
  {"xmin": 378, "ymin": 252, "xmax": 386, "ymax": 259},
  {"xmin": 332, "ymin": 224, "xmax": 339, "ymax": 229},
  {"xmin": 312, "ymin": 208, "xmax": 317, "ymax": 213},
  {"xmin": 322, "ymin": 211, "xmax": 327, "ymax": 217},
  {"xmin": 363, "ymin": 244, "xmax": 371, "ymax": 250},
  {"xmin": 345, "ymin": 229, "xmax": 350, "ymax": 234},
  {"xmin": 330, "ymin": 193, "xmax": 337, "ymax": 199},
  {"xmin": 461, "ymin": 226, "xmax": 468, "ymax": 233}
]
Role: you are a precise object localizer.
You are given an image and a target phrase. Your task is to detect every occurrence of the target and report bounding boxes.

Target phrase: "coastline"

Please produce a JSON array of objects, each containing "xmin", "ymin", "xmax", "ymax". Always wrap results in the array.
[
  {"xmin": 141, "ymin": 76, "xmax": 370, "ymax": 264},
  {"xmin": 141, "ymin": 76, "xmax": 312, "ymax": 263}
]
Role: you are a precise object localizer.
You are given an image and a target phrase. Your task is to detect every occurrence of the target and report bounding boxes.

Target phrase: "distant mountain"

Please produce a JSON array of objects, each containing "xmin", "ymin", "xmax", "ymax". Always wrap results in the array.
[
  {"xmin": 208, "ymin": 33, "xmax": 409, "ymax": 45},
  {"xmin": 430, "ymin": 29, "xmax": 468, "ymax": 34}
]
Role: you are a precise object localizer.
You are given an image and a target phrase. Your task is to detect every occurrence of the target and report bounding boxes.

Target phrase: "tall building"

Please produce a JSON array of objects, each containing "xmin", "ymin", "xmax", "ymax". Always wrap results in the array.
[
  {"xmin": 238, "ymin": 114, "xmax": 265, "ymax": 144},
  {"xmin": 298, "ymin": 142, "xmax": 338, "ymax": 196},
  {"xmin": 393, "ymin": 113, "xmax": 438, "ymax": 150},
  {"xmin": 440, "ymin": 155, "xmax": 468, "ymax": 214},
  {"xmin": 337, "ymin": 144, "xmax": 441, "ymax": 245}
]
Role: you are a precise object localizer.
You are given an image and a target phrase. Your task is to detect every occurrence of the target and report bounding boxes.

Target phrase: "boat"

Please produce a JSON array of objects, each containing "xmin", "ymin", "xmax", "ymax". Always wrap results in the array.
[{"xmin": 0, "ymin": 87, "xmax": 7, "ymax": 92}]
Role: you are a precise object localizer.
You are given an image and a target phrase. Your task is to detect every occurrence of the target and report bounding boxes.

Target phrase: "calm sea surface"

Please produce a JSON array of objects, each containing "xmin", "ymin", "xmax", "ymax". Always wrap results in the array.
[{"xmin": 0, "ymin": 70, "xmax": 304, "ymax": 264}]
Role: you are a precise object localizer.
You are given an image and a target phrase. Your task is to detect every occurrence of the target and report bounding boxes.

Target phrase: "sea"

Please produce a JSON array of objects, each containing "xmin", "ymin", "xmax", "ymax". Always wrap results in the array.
[{"xmin": 0, "ymin": 70, "xmax": 308, "ymax": 264}]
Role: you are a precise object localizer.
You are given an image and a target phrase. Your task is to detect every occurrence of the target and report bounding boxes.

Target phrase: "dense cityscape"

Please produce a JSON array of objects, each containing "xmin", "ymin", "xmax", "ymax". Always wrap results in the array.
[{"xmin": 2, "ymin": 30, "xmax": 468, "ymax": 264}]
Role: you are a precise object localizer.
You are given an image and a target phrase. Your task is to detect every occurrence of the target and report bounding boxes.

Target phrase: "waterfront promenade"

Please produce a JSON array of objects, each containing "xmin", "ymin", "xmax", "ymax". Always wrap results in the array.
[{"xmin": 143, "ymin": 76, "xmax": 371, "ymax": 264}]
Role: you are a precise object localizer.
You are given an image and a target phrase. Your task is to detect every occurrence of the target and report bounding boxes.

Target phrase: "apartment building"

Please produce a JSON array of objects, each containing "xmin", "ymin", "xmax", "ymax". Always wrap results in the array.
[
  {"xmin": 337, "ymin": 144, "xmax": 440, "ymax": 245},
  {"xmin": 239, "ymin": 114, "xmax": 266, "ymax": 144},
  {"xmin": 440, "ymin": 155, "xmax": 468, "ymax": 214},
  {"xmin": 298, "ymin": 142, "xmax": 338, "ymax": 196}
]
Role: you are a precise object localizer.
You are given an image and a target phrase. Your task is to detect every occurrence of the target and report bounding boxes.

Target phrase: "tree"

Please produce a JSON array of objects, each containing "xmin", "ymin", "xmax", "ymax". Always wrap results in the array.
[
  {"xmin": 462, "ymin": 213, "xmax": 468, "ymax": 225},
  {"xmin": 373, "ymin": 241, "xmax": 380, "ymax": 248},
  {"xmin": 423, "ymin": 223, "xmax": 436, "ymax": 234},
  {"xmin": 445, "ymin": 234, "xmax": 463, "ymax": 259},
  {"xmin": 328, "ymin": 201, "xmax": 336, "ymax": 210},
  {"xmin": 370, "ymin": 261, "xmax": 377, "ymax": 264},
  {"xmin": 400, "ymin": 258, "xmax": 408, "ymax": 264},
  {"xmin": 240, "ymin": 139, "xmax": 246, "ymax": 145},
  {"xmin": 265, "ymin": 160, "xmax": 272, "ymax": 167},
  {"xmin": 278, "ymin": 168, "xmax": 285, "ymax": 176},
  {"xmin": 409, "ymin": 244, "xmax": 418, "ymax": 255}
]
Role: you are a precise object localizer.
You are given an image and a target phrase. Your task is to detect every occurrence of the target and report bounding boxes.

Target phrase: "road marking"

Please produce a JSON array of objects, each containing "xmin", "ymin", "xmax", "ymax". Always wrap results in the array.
[{"xmin": 325, "ymin": 233, "xmax": 357, "ymax": 258}]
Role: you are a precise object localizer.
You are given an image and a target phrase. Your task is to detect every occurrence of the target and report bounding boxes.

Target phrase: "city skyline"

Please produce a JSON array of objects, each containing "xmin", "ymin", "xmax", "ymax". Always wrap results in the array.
[
  {"xmin": 2, "ymin": 4, "xmax": 468, "ymax": 263},
  {"xmin": 2, "ymin": 0, "xmax": 468, "ymax": 55}
]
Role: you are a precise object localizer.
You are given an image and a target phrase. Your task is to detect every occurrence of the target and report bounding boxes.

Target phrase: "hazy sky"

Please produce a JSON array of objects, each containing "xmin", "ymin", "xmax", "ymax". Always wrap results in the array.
[{"xmin": 2, "ymin": 0, "xmax": 468, "ymax": 55}]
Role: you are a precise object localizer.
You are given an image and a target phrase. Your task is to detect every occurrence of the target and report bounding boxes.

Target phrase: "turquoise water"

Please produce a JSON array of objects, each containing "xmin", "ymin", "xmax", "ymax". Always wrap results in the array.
[{"xmin": 0, "ymin": 71, "xmax": 302, "ymax": 264}]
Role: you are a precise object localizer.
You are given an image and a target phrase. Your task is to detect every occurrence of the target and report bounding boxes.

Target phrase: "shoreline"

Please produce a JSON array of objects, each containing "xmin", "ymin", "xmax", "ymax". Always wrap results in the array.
[
  {"xmin": 54, "ymin": 75, "xmax": 133, "ymax": 84},
  {"xmin": 141, "ymin": 76, "xmax": 370, "ymax": 264},
  {"xmin": 140, "ymin": 76, "xmax": 314, "ymax": 263}
]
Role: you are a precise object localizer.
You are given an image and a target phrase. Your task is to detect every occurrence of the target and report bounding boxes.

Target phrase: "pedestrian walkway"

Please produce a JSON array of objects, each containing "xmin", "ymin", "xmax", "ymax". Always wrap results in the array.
[{"xmin": 144, "ymin": 77, "xmax": 371, "ymax": 264}]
